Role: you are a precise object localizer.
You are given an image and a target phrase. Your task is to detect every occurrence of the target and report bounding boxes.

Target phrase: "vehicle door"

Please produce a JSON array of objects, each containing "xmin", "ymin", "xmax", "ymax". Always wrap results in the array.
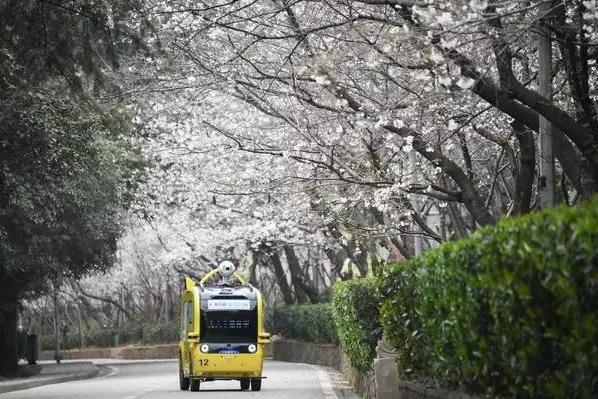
[{"xmin": 180, "ymin": 291, "xmax": 194, "ymax": 373}]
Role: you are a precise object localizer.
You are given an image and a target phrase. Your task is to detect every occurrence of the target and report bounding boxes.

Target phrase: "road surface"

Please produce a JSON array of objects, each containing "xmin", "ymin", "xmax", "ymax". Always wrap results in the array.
[{"xmin": 0, "ymin": 360, "xmax": 354, "ymax": 399}]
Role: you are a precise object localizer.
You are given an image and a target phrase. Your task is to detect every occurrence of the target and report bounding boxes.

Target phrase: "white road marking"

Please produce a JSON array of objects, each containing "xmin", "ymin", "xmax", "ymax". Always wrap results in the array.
[{"xmin": 96, "ymin": 366, "xmax": 119, "ymax": 380}]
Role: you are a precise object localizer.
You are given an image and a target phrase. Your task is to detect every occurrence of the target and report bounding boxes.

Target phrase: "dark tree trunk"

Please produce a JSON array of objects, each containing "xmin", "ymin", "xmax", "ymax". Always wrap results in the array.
[
  {"xmin": 384, "ymin": 124, "xmax": 496, "ymax": 227},
  {"xmin": 447, "ymin": 202, "xmax": 469, "ymax": 238},
  {"xmin": 283, "ymin": 245, "xmax": 318, "ymax": 303},
  {"xmin": 369, "ymin": 206, "xmax": 413, "ymax": 260},
  {"xmin": 385, "ymin": 237, "xmax": 411, "ymax": 261},
  {"xmin": 0, "ymin": 282, "xmax": 19, "ymax": 377},
  {"xmin": 267, "ymin": 250, "xmax": 294, "ymax": 305},
  {"xmin": 512, "ymin": 121, "xmax": 536, "ymax": 214},
  {"xmin": 323, "ymin": 247, "xmax": 346, "ymax": 278},
  {"xmin": 325, "ymin": 225, "xmax": 369, "ymax": 276},
  {"xmin": 246, "ymin": 249, "xmax": 259, "ymax": 287},
  {"xmin": 344, "ymin": 240, "xmax": 369, "ymax": 277}
]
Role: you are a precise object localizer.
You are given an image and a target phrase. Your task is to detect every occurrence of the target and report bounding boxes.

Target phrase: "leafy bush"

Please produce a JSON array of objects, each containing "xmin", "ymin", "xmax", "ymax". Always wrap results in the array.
[
  {"xmin": 270, "ymin": 303, "xmax": 338, "ymax": 344},
  {"xmin": 378, "ymin": 197, "xmax": 598, "ymax": 398},
  {"xmin": 332, "ymin": 278, "xmax": 381, "ymax": 372}
]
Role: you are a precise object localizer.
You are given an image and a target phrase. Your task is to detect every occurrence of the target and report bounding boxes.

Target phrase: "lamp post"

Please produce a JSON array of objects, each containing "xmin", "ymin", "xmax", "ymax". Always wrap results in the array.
[
  {"xmin": 538, "ymin": 0, "xmax": 555, "ymax": 208},
  {"xmin": 53, "ymin": 275, "xmax": 63, "ymax": 364}
]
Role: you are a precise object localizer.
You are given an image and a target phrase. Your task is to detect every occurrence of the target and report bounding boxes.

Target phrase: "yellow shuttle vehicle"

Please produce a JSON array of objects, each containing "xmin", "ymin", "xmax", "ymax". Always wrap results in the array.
[{"xmin": 179, "ymin": 261, "xmax": 271, "ymax": 392}]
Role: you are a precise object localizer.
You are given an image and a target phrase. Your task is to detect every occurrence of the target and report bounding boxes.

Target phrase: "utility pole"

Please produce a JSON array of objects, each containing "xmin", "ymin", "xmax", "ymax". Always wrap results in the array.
[
  {"xmin": 52, "ymin": 274, "xmax": 63, "ymax": 363},
  {"xmin": 538, "ymin": 1, "xmax": 555, "ymax": 208},
  {"xmin": 52, "ymin": 279, "xmax": 60, "ymax": 364},
  {"xmin": 411, "ymin": 103, "xmax": 425, "ymax": 256},
  {"xmin": 409, "ymin": 150, "xmax": 424, "ymax": 256}
]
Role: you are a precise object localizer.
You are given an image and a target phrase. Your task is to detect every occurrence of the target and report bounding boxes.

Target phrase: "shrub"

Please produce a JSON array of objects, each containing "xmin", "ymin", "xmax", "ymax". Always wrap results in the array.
[
  {"xmin": 270, "ymin": 303, "xmax": 338, "ymax": 344},
  {"xmin": 332, "ymin": 278, "xmax": 381, "ymax": 372},
  {"xmin": 378, "ymin": 197, "xmax": 598, "ymax": 398}
]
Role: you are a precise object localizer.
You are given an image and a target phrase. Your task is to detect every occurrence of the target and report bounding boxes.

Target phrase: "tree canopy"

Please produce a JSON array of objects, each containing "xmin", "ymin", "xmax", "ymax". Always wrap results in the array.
[
  {"xmin": 6, "ymin": 0, "xmax": 598, "ymax": 375},
  {"xmin": 0, "ymin": 0, "xmax": 145, "ymax": 376},
  {"xmin": 64, "ymin": 0, "xmax": 598, "ymax": 319}
]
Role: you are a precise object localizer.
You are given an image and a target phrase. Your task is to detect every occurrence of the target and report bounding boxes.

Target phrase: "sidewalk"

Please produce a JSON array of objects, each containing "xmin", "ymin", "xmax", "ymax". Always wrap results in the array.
[{"xmin": 0, "ymin": 362, "xmax": 99, "ymax": 394}]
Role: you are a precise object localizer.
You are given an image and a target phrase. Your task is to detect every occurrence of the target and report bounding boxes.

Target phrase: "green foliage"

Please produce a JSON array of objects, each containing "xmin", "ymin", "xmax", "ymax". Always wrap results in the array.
[
  {"xmin": 0, "ymin": 92, "xmax": 143, "ymax": 297},
  {"xmin": 270, "ymin": 303, "xmax": 338, "ymax": 344},
  {"xmin": 0, "ymin": 0, "xmax": 148, "ymax": 376},
  {"xmin": 378, "ymin": 197, "xmax": 598, "ymax": 398},
  {"xmin": 332, "ymin": 278, "xmax": 381, "ymax": 372},
  {"xmin": 0, "ymin": 0, "xmax": 152, "ymax": 96}
]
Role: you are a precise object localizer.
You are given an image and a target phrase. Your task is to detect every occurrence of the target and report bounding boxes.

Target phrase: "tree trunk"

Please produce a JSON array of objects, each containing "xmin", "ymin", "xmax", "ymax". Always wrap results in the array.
[
  {"xmin": 246, "ymin": 249, "xmax": 259, "ymax": 286},
  {"xmin": 323, "ymin": 247, "xmax": 347, "ymax": 278},
  {"xmin": 384, "ymin": 124, "xmax": 496, "ymax": 226},
  {"xmin": 0, "ymin": 283, "xmax": 19, "ymax": 377},
  {"xmin": 283, "ymin": 245, "xmax": 319, "ymax": 303},
  {"xmin": 267, "ymin": 250, "xmax": 294, "ymax": 305},
  {"xmin": 345, "ymin": 240, "xmax": 369, "ymax": 277},
  {"xmin": 512, "ymin": 121, "xmax": 536, "ymax": 214},
  {"xmin": 76, "ymin": 302, "xmax": 85, "ymax": 350},
  {"xmin": 325, "ymin": 225, "xmax": 369, "ymax": 275},
  {"xmin": 447, "ymin": 202, "xmax": 469, "ymax": 238}
]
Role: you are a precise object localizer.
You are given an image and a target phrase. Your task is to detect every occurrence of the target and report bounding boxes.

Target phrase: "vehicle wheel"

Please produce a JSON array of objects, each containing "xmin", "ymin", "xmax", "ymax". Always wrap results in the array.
[
  {"xmin": 190, "ymin": 379, "xmax": 201, "ymax": 392},
  {"xmin": 250, "ymin": 378, "xmax": 262, "ymax": 391},
  {"xmin": 240, "ymin": 378, "xmax": 250, "ymax": 390},
  {"xmin": 179, "ymin": 356, "xmax": 190, "ymax": 391}
]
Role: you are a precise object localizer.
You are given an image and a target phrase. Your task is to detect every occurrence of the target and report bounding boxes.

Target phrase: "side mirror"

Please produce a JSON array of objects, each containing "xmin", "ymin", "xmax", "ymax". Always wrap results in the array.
[{"xmin": 258, "ymin": 332, "xmax": 271, "ymax": 344}]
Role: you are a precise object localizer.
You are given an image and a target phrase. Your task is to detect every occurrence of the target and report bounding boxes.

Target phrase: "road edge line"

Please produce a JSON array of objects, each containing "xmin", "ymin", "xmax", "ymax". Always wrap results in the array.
[{"xmin": 95, "ymin": 365, "xmax": 119, "ymax": 380}]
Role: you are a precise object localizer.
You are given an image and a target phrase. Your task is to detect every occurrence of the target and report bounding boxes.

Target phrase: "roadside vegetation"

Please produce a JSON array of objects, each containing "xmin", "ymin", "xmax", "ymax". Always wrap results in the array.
[
  {"xmin": 0, "ymin": 1, "xmax": 146, "ymax": 376},
  {"xmin": 1, "ymin": 1, "xmax": 597, "ymax": 396},
  {"xmin": 21, "ymin": 0, "xmax": 598, "ymax": 326},
  {"xmin": 273, "ymin": 198, "xmax": 598, "ymax": 397}
]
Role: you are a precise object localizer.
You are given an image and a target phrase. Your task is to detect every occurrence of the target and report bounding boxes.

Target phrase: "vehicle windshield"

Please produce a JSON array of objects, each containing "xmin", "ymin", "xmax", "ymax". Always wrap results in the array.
[{"xmin": 200, "ymin": 309, "xmax": 257, "ymax": 343}]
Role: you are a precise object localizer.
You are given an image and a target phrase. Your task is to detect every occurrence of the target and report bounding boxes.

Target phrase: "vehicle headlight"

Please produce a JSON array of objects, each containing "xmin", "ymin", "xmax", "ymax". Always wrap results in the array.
[
  {"xmin": 200, "ymin": 344, "xmax": 210, "ymax": 353},
  {"xmin": 248, "ymin": 344, "xmax": 257, "ymax": 353}
]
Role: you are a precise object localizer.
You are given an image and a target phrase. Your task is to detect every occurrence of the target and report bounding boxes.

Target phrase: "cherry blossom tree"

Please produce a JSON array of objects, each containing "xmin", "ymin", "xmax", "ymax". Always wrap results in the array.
[
  {"xmin": 99, "ymin": 0, "xmax": 598, "ymax": 312},
  {"xmin": 26, "ymin": 0, "xmax": 598, "ymax": 340}
]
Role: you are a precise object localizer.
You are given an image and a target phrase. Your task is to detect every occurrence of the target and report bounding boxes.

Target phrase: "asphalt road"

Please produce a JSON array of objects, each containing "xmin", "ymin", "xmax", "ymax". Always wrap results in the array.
[{"xmin": 0, "ymin": 360, "xmax": 347, "ymax": 399}]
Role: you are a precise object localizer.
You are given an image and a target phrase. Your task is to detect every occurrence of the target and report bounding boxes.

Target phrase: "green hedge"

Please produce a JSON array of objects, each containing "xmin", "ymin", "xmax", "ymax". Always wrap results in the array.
[
  {"xmin": 378, "ymin": 197, "xmax": 598, "ymax": 398},
  {"xmin": 270, "ymin": 303, "xmax": 338, "ymax": 344},
  {"xmin": 332, "ymin": 278, "xmax": 381, "ymax": 372}
]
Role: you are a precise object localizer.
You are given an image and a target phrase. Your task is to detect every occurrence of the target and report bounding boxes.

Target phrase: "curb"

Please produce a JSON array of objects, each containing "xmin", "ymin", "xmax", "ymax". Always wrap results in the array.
[{"xmin": 0, "ymin": 363, "xmax": 99, "ymax": 394}]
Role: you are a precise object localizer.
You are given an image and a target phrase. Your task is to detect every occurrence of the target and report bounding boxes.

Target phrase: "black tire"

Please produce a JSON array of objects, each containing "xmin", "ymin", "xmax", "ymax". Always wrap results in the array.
[
  {"xmin": 250, "ymin": 378, "xmax": 262, "ymax": 392},
  {"xmin": 190, "ymin": 379, "xmax": 201, "ymax": 392},
  {"xmin": 179, "ymin": 356, "xmax": 190, "ymax": 391},
  {"xmin": 240, "ymin": 378, "xmax": 250, "ymax": 390}
]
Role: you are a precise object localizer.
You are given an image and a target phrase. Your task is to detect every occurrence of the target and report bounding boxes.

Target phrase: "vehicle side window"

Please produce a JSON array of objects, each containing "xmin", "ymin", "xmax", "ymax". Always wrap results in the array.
[
  {"xmin": 180, "ymin": 302, "xmax": 187, "ymax": 340},
  {"xmin": 181, "ymin": 301, "xmax": 194, "ymax": 339},
  {"xmin": 186, "ymin": 301, "xmax": 193, "ymax": 330}
]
